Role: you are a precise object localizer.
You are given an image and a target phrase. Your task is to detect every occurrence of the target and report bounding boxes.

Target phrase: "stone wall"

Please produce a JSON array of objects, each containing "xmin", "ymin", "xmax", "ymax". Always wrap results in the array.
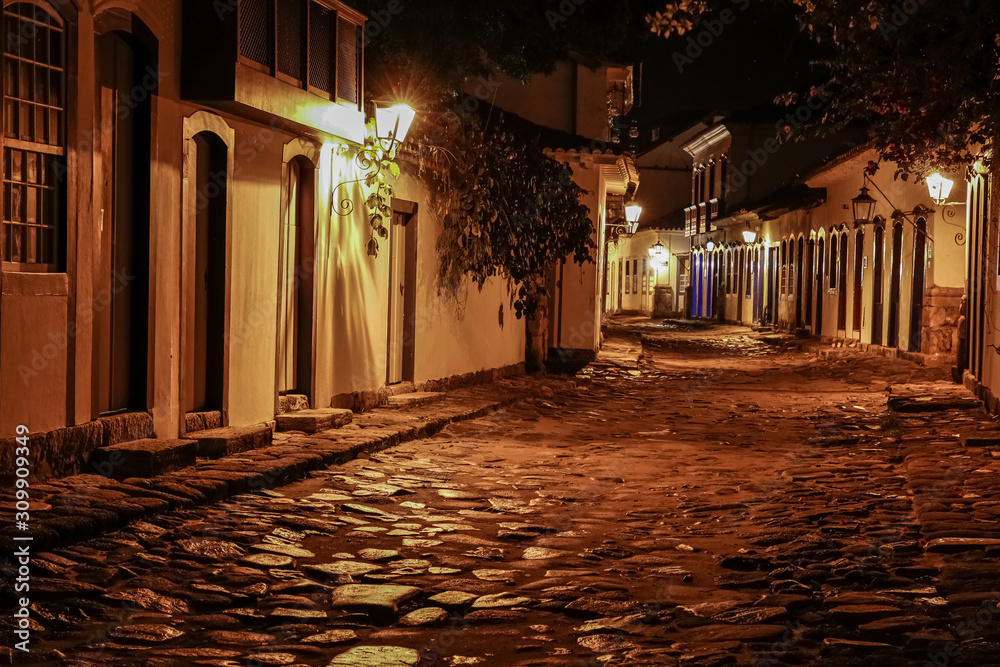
[{"xmin": 922, "ymin": 286, "xmax": 964, "ymax": 356}]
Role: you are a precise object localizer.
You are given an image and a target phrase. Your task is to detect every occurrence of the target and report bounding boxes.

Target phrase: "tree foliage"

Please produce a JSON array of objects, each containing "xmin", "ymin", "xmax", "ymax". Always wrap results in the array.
[
  {"xmin": 650, "ymin": 0, "xmax": 999, "ymax": 177},
  {"xmin": 353, "ymin": 0, "xmax": 661, "ymax": 90},
  {"xmin": 412, "ymin": 112, "xmax": 595, "ymax": 318}
]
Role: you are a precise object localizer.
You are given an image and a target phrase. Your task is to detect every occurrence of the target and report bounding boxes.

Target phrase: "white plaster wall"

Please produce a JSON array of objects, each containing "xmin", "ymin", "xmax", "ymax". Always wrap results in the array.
[{"xmin": 394, "ymin": 175, "xmax": 525, "ymax": 384}]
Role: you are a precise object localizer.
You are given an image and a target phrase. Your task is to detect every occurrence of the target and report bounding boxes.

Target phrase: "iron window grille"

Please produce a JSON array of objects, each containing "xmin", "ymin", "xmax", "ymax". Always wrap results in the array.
[{"xmin": 237, "ymin": 0, "xmax": 362, "ymax": 106}]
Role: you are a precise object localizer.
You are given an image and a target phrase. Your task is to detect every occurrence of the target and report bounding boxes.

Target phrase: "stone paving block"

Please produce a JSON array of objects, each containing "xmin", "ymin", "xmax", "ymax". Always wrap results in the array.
[
  {"xmin": 187, "ymin": 424, "xmax": 273, "ymax": 457},
  {"xmin": 275, "ymin": 408, "xmax": 354, "ymax": 434},
  {"xmin": 91, "ymin": 439, "xmax": 199, "ymax": 479}
]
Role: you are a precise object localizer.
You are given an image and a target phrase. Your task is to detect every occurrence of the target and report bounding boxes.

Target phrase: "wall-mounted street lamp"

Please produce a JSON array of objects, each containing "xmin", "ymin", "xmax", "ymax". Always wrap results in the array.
[
  {"xmin": 369, "ymin": 101, "xmax": 417, "ymax": 149},
  {"xmin": 607, "ymin": 203, "xmax": 642, "ymax": 241},
  {"xmin": 705, "ymin": 240, "xmax": 716, "ymax": 252},
  {"xmin": 648, "ymin": 239, "xmax": 668, "ymax": 264},
  {"xmin": 925, "ymin": 173, "xmax": 955, "ymax": 206},
  {"xmin": 334, "ymin": 100, "xmax": 418, "ymax": 257},
  {"xmin": 851, "ymin": 184, "xmax": 878, "ymax": 224},
  {"xmin": 742, "ymin": 222, "xmax": 758, "ymax": 244}
]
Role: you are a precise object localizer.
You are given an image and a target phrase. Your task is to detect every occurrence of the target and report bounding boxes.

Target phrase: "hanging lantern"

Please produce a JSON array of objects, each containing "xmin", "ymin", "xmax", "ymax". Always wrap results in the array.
[{"xmin": 852, "ymin": 185, "xmax": 877, "ymax": 224}]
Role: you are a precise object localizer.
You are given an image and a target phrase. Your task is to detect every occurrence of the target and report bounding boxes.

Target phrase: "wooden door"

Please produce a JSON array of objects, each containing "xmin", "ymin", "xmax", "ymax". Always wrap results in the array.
[
  {"xmin": 888, "ymin": 222, "xmax": 903, "ymax": 348},
  {"xmin": 838, "ymin": 233, "xmax": 849, "ymax": 331},
  {"xmin": 794, "ymin": 239, "xmax": 803, "ymax": 328},
  {"xmin": 277, "ymin": 158, "xmax": 315, "ymax": 397},
  {"xmin": 815, "ymin": 238, "xmax": 825, "ymax": 334},
  {"xmin": 871, "ymin": 225, "xmax": 884, "ymax": 346},
  {"xmin": 908, "ymin": 219, "xmax": 927, "ymax": 352},
  {"xmin": 853, "ymin": 229, "xmax": 864, "ymax": 333},
  {"xmin": 94, "ymin": 32, "xmax": 150, "ymax": 416},
  {"xmin": 387, "ymin": 203, "xmax": 417, "ymax": 384},
  {"xmin": 805, "ymin": 240, "xmax": 814, "ymax": 328},
  {"xmin": 186, "ymin": 132, "xmax": 227, "ymax": 413}
]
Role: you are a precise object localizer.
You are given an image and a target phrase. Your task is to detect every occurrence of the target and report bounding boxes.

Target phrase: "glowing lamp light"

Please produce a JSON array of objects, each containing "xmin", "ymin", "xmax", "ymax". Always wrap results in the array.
[
  {"xmin": 706, "ymin": 240, "xmax": 716, "ymax": 252},
  {"xmin": 743, "ymin": 229, "xmax": 758, "ymax": 244},
  {"xmin": 648, "ymin": 240, "xmax": 668, "ymax": 261},
  {"xmin": 373, "ymin": 103, "xmax": 416, "ymax": 143},
  {"xmin": 625, "ymin": 203, "xmax": 643, "ymax": 223},
  {"xmin": 926, "ymin": 173, "xmax": 954, "ymax": 205},
  {"xmin": 852, "ymin": 185, "xmax": 877, "ymax": 224}
]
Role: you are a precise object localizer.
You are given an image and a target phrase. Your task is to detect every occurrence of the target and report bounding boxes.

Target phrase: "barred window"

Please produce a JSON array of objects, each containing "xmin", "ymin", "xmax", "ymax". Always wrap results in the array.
[
  {"xmin": 238, "ymin": 0, "xmax": 362, "ymax": 104},
  {"xmin": 239, "ymin": 0, "xmax": 273, "ymax": 69},
  {"xmin": 276, "ymin": 0, "xmax": 304, "ymax": 80},
  {"xmin": 308, "ymin": 2, "xmax": 332, "ymax": 92},
  {"xmin": 336, "ymin": 17, "xmax": 359, "ymax": 104},
  {"xmin": 2, "ymin": 3, "xmax": 65, "ymax": 272}
]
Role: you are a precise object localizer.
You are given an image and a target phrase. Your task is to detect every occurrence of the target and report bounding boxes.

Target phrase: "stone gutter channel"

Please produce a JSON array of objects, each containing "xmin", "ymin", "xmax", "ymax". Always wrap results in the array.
[{"xmin": 0, "ymin": 385, "xmax": 525, "ymax": 558}]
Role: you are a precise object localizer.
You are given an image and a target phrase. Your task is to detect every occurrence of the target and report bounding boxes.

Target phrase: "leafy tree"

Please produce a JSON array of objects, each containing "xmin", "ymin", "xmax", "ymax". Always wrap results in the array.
[
  {"xmin": 412, "ymin": 111, "xmax": 595, "ymax": 319},
  {"xmin": 649, "ymin": 0, "xmax": 999, "ymax": 177}
]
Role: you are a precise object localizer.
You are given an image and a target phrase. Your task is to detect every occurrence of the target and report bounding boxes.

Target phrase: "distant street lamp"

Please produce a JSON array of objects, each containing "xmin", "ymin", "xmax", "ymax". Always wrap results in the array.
[
  {"xmin": 742, "ymin": 223, "xmax": 758, "ymax": 244},
  {"xmin": 851, "ymin": 185, "xmax": 878, "ymax": 224},
  {"xmin": 926, "ymin": 173, "xmax": 955, "ymax": 205},
  {"xmin": 648, "ymin": 239, "xmax": 667, "ymax": 261},
  {"xmin": 705, "ymin": 240, "xmax": 716, "ymax": 252}
]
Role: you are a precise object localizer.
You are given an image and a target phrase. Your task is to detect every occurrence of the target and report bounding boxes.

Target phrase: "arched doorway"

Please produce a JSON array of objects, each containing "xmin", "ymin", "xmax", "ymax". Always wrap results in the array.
[
  {"xmin": 805, "ymin": 239, "xmax": 814, "ymax": 329},
  {"xmin": 768, "ymin": 245, "xmax": 778, "ymax": 326},
  {"xmin": 888, "ymin": 221, "xmax": 904, "ymax": 348},
  {"xmin": 871, "ymin": 222, "xmax": 885, "ymax": 345},
  {"xmin": 187, "ymin": 132, "xmax": 228, "ymax": 413},
  {"xmin": 737, "ymin": 248, "xmax": 745, "ymax": 322},
  {"xmin": 838, "ymin": 231, "xmax": 849, "ymax": 331},
  {"xmin": 692, "ymin": 252, "xmax": 701, "ymax": 318},
  {"xmin": 93, "ymin": 23, "xmax": 156, "ymax": 415},
  {"xmin": 909, "ymin": 218, "xmax": 927, "ymax": 352},
  {"xmin": 853, "ymin": 228, "xmax": 864, "ymax": 335},
  {"xmin": 277, "ymin": 156, "xmax": 316, "ymax": 398},
  {"xmin": 815, "ymin": 236, "xmax": 825, "ymax": 335},
  {"xmin": 795, "ymin": 237, "xmax": 804, "ymax": 328},
  {"xmin": 706, "ymin": 251, "xmax": 714, "ymax": 319},
  {"xmin": 753, "ymin": 247, "xmax": 764, "ymax": 322}
]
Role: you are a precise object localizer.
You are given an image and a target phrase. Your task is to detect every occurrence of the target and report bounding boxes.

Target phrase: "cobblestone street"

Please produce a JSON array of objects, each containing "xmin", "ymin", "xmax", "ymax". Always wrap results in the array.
[{"xmin": 9, "ymin": 319, "xmax": 1000, "ymax": 667}]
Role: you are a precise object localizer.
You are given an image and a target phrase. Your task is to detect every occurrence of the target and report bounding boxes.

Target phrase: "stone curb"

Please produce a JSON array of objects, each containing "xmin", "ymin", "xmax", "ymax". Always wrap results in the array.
[{"xmin": 0, "ymin": 390, "xmax": 523, "ymax": 559}]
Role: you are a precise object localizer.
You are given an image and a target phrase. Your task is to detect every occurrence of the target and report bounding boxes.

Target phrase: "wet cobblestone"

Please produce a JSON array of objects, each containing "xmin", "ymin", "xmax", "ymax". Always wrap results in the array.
[{"xmin": 5, "ymin": 320, "xmax": 1000, "ymax": 666}]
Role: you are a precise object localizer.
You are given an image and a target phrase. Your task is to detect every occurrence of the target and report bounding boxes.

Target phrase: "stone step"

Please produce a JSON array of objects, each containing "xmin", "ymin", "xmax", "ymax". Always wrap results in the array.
[
  {"xmin": 385, "ymin": 392, "xmax": 446, "ymax": 409},
  {"xmin": 184, "ymin": 410, "xmax": 222, "ymax": 433},
  {"xmin": 186, "ymin": 423, "xmax": 274, "ymax": 458},
  {"xmin": 275, "ymin": 408, "xmax": 353, "ymax": 434},
  {"xmin": 279, "ymin": 394, "xmax": 310, "ymax": 414},
  {"xmin": 91, "ymin": 438, "xmax": 199, "ymax": 479}
]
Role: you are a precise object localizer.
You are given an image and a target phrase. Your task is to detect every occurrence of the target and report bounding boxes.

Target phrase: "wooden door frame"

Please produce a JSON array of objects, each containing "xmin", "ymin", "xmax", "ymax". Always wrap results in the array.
[
  {"xmin": 274, "ymin": 139, "xmax": 320, "ymax": 411},
  {"xmin": 180, "ymin": 112, "xmax": 234, "ymax": 432},
  {"xmin": 388, "ymin": 198, "xmax": 418, "ymax": 384},
  {"xmin": 871, "ymin": 221, "xmax": 885, "ymax": 346},
  {"xmin": 888, "ymin": 221, "xmax": 904, "ymax": 348},
  {"xmin": 91, "ymin": 22, "xmax": 157, "ymax": 418},
  {"xmin": 908, "ymin": 218, "xmax": 927, "ymax": 352}
]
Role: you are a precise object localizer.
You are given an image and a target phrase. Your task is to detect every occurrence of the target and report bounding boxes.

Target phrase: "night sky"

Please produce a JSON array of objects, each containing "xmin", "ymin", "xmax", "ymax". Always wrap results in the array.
[{"xmin": 629, "ymin": 2, "xmax": 825, "ymax": 131}]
